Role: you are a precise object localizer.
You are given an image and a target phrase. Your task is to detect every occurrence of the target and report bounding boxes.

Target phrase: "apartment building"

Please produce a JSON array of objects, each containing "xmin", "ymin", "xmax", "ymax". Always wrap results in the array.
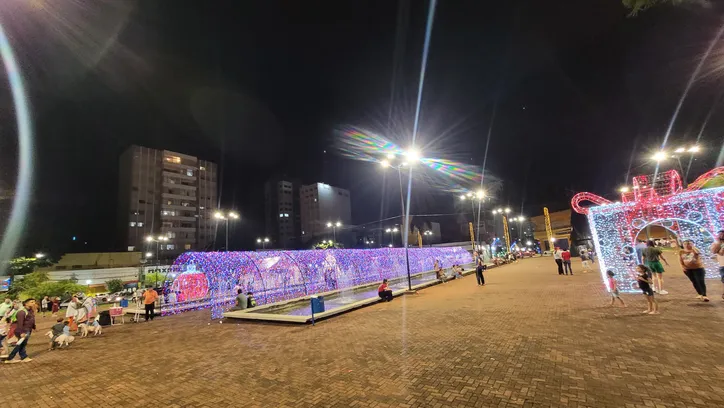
[{"xmin": 118, "ymin": 145, "xmax": 218, "ymax": 257}]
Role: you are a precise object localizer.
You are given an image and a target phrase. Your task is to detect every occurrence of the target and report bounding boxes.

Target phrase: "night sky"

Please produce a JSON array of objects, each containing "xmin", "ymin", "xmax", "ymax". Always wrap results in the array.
[{"xmin": 1, "ymin": 0, "xmax": 723, "ymax": 256}]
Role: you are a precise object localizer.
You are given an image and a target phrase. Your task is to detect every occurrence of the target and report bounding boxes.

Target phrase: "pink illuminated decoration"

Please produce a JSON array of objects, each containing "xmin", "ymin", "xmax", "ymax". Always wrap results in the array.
[
  {"xmin": 161, "ymin": 247, "xmax": 472, "ymax": 318},
  {"xmin": 572, "ymin": 168, "xmax": 724, "ymax": 293}
]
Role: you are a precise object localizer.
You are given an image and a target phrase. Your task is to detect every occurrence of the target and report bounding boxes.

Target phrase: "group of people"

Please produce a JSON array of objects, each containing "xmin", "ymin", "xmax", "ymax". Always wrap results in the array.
[
  {"xmin": 230, "ymin": 289, "xmax": 257, "ymax": 311},
  {"xmin": 606, "ymin": 231, "xmax": 724, "ymax": 314},
  {"xmin": 553, "ymin": 246, "xmax": 595, "ymax": 276}
]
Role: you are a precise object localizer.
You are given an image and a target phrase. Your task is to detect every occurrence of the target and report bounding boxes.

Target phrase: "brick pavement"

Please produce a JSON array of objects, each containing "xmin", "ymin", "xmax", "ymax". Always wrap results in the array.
[{"xmin": 3, "ymin": 256, "xmax": 724, "ymax": 407}]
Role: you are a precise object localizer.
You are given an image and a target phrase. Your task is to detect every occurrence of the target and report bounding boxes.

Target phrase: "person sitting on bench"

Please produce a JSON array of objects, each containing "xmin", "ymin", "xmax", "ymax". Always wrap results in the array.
[
  {"xmin": 230, "ymin": 289, "xmax": 247, "ymax": 311},
  {"xmin": 378, "ymin": 279, "xmax": 393, "ymax": 302}
]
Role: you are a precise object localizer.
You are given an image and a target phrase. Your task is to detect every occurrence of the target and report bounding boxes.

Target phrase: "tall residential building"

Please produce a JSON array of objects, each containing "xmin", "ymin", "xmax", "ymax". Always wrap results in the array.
[
  {"xmin": 300, "ymin": 183, "xmax": 352, "ymax": 242},
  {"xmin": 118, "ymin": 145, "xmax": 218, "ymax": 257},
  {"xmin": 264, "ymin": 178, "xmax": 301, "ymax": 248}
]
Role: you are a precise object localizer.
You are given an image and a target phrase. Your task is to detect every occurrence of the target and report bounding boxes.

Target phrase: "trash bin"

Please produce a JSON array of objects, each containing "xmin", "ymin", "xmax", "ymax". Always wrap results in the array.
[
  {"xmin": 310, "ymin": 296, "xmax": 325, "ymax": 313},
  {"xmin": 120, "ymin": 299, "xmax": 129, "ymax": 308}
]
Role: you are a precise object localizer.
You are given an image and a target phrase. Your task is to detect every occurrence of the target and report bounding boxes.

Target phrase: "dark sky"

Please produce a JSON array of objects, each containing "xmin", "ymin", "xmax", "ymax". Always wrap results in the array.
[{"xmin": 1, "ymin": 0, "xmax": 723, "ymax": 256}]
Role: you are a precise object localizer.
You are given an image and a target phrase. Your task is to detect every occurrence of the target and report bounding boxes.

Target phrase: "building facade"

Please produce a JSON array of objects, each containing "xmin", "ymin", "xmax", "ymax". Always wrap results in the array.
[
  {"xmin": 264, "ymin": 178, "xmax": 301, "ymax": 248},
  {"xmin": 118, "ymin": 146, "xmax": 218, "ymax": 257},
  {"xmin": 530, "ymin": 209, "xmax": 572, "ymax": 251},
  {"xmin": 299, "ymin": 183, "xmax": 352, "ymax": 243}
]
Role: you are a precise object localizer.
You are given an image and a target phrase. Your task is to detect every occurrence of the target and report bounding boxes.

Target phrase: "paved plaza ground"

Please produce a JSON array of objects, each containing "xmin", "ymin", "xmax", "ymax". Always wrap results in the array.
[{"xmin": 5, "ymin": 256, "xmax": 724, "ymax": 408}]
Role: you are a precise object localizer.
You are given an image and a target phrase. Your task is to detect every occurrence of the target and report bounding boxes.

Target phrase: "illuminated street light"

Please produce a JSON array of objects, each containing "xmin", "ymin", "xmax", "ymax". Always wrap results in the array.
[
  {"xmin": 35, "ymin": 253, "xmax": 45, "ymax": 259},
  {"xmin": 526, "ymin": 241, "xmax": 532, "ymax": 246},
  {"xmin": 652, "ymin": 151, "xmax": 667, "ymax": 162},
  {"xmin": 380, "ymin": 160, "xmax": 390, "ymax": 168},
  {"xmin": 476, "ymin": 190, "xmax": 485, "ymax": 199},
  {"xmin": 327, "ymin": 221, "xmax": 342, "ymax": 243},
  {"xmin": 405, "ymin": 148, "xmax": 421, "ymax": 162},
  {"xmin": 145, "ymin": 236, "xmax": 154, "ymax": 242},
  {"xmin": 256, "ymin": 237, "xmax": 270, "ymax": 250},
  {"xmin": 386, "ymin": 152, "xmax": 395, "ymax": 160},
  {"xmin": 215, "ymin": 209, "xmax": 240, "ymax": 251},
  {"xmin": 145, "ymin": 252, "xmax": 153, "ymax": 258},
  {"xmin": 460, "ymin": 195, "xmax": 466, "ymax": 200},
  {"xmin": 619, "ymin": 186, "xmax": 629, "ymax": 193},
  {"xmin": 674, "ymin": 147, "xmax": 686, "ymax": 154},
  {"xmin": 687, "ymin": 145, "xmax": 700, "ymax": 153}
]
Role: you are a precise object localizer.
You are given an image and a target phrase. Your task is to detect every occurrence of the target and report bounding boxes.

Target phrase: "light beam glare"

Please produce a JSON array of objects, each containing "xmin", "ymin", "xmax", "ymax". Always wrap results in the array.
[{"xmin": 0, "ymin": 21, "xmax": 34, "ymax": 272}]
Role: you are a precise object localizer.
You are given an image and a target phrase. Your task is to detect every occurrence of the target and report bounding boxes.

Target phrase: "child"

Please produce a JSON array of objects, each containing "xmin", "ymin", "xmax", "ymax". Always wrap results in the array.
[
  {"xmin": 57, "ymin": 320, "xmax": 75, "ymax": 347},
  {"xmin": 606, "ymin": 270, "xmax": 626, "ymax": 307},
  {"xmin": 246, "ymin": 292, "xmax": 257, "ymax": 309},
  {"xmin": 49, "ymin": 318, "xmax": 65, "ymax": 350},
  {"xmin": 88, "ymin": 317, "xmax": 102, "ymax": 336},
  {"xmin": 636, "ymin": 264, "xmax": 658, "ymax": 314}
]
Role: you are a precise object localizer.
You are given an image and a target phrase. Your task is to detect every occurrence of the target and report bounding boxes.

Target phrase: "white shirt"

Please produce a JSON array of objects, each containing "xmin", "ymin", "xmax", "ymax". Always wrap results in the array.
[{"xmin": 553, "ymin": 250, "xmax": 562, "ymax": 260}]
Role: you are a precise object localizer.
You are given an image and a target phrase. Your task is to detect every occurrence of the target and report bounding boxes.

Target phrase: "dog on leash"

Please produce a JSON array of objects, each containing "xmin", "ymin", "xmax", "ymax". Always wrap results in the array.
[{"xmin": 77, "ymin": 323, "xmax": 89, "ymax": 337}]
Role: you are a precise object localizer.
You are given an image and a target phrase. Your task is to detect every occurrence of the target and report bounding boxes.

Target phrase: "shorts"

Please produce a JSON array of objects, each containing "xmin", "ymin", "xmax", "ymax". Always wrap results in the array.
[
  {"xmin": 646, "ymin": 260, "xmax": 665, "ymax": 273},
  {"xmin": 639, "ymin": 284, "xmax": 654, "ymax": 297},
  {"xmin": 610, "ymin": 289, "xmax": 620, "ymax": 298},
  {"xmin": 720, "ymin": 266, "xmax": 724, "ymax": 284}
]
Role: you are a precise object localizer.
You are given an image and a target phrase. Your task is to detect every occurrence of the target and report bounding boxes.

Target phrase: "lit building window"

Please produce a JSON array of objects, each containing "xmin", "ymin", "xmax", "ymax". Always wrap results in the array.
[
  {"xmin": 186, "ymin": 169, "xmax": 194, "ymax": 177},
  {"xmin": 184, "ymin": 244, "xmax": 191, "ymax": 250},
  {"xmin": 137, "ymin": 222, "xmax": 144, "ymax": 227},
  {"xmin": 166, "ymin": 244, "xmax": 175, "ymax": 250},
  {"xmin": 200, "ymin": 166, "xmax": 206, "ymax": 171},
  {"xmin": 279, "ymin": 213, "xmax": 284, "ymax": 218},
  {"xmin": 129, "ymin": 221, "xmax": 136, "ymax": 227},
  {"xmin": 165, "ymin": 156, "xmax": 181, "ymax": 164}
]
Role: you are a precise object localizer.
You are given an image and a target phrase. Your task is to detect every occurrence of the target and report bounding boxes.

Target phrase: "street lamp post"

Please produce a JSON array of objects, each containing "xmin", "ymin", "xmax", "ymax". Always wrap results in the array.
[
  {"xmin": 423, "ymin": 230, "xmax": 433, "ymax": 247},
  {"xmin": 493, "ymin": 208, "xmax": 512, "ymax": 251},
  {"xmin": 256, "ymin": 237, "xmax": 270, "ymax": 250},
  {"xmin": 385, "ymin": 227, "xmax": 399, "ymax": 247},
  {"xmin": 651, "ymin": 145, "xmax": 702, "ymax": 184},
  {"xmin": 460, "ymin": 189, "xmax": 486, "ymax": 246},
  {"xmin": 215, "ymin": 211, "xmax": 240, "ymax": 251},
  {"xmin": 145, "ymin": 235, "xmax": 169, "ymax": 260},
  {"xmin": 326, "ymin": 221, "xmax": 342, "ymax": 246}
]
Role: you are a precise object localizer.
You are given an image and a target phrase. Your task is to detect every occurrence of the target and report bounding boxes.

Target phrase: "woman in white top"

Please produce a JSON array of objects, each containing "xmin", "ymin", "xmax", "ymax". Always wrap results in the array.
[{"xmin": 65, "ymin": 298, "xmax": 80, "ymax": 331}]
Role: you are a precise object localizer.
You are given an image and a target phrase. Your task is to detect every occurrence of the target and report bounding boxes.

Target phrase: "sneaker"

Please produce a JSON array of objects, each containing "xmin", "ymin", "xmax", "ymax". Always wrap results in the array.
[
  {"xmin": 659, "ymin": 290, "xmax": 668, "ymax": 295},
  {"xmin": 703, "ymin": 297, "xmax": 710, "ymax": 302},
  {"xmin": 3, "ymin": 360, "xmax": 19, "ymax": 364},
  {"xmin": 20, "ymin": 358, "xmax": 33, "ymax": 363}
]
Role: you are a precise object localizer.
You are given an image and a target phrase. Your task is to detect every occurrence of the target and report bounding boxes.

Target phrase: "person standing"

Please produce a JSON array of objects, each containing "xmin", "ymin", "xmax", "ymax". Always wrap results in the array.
[
  {"xmin": 40, "ymin": 296, "xmax": 49, "ymax": 318},
  {"xmin": 643, "ymin": 240, "xmax": 670, "ymax": 294},
  {"xmin": 636, "ymin": 265, "xmax": 658, "ymax": 314},
  {"xmin": 553, "ymin": 247, "xmax": 564, "ymax": 275},
  {"xmin": 474, "ymin": 251, "xmax": 486, "ymax": 286},
  {"xmin": 635, "ymin": 241, "xmax": 647, "ymax": 264},
  {"xmin": 561, "ymin": 249, "xmax": 573, "ymax": 275},
  {"xmin": 65, "ymin": 296, "xmax": 80, "ymax": 331},
  {"xmin": 51, "ymin": 297, "xmax": 60, "ymax": 317},
  {"xmin": 4, "ymin": 298, "xmax": 36, "ymax": 363},
  {"xmin": 143, "ymin": 287, "xmax": 159, "ymax": 321},
  {"xmin": 710, "ymin": 230, "xmax": 724, "ymax": 300},
  {"xmin": 680, "ymin": 239, "xmax": 708, "ymax": 302}
]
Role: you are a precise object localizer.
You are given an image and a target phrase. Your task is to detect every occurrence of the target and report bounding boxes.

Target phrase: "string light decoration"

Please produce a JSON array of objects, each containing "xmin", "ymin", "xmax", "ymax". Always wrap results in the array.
[
  {"xmin": 163, "ymin": 247, "xmax": 472, "ymax": 318},
  {"xmin": 502, "ymin": 215, "xmax": 511, "ymax": 250},
  {"xmin": 572, "ymin": 168, "xmax": 724, "ymax": 293},
  {"xmin": 543, "ymin": 207, "xmax": 554, "ymax": 249}
]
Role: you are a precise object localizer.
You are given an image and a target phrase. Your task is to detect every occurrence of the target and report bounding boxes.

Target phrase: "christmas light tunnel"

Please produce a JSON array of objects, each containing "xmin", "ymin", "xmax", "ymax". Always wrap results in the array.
[
  {"xmin": 168, "ymin": 247, "xmax": 472, "ymax": 318},
  {"xmin": 572, "ymin": 167, "xmax": 724, "ymax": 293}
]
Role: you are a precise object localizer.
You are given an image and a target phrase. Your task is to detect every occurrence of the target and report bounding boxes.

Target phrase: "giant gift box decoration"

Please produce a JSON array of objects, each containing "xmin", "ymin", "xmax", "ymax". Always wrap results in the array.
[{"xmin": 571, "ymin": 168, "xmax": 724, "ymax": 293}]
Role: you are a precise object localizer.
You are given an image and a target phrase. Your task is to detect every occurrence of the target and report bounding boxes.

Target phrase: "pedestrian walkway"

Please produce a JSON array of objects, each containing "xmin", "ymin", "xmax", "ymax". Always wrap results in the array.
[{"xmin": 5, "ymin": 256, "xmax": 724, "ymax": 407}]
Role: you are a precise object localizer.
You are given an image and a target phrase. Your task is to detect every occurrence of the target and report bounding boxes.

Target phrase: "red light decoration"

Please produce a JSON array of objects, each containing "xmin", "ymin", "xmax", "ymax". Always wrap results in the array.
[{"xmin": 572, "ymin": 167, "xmax": 724, "ymax": 292}]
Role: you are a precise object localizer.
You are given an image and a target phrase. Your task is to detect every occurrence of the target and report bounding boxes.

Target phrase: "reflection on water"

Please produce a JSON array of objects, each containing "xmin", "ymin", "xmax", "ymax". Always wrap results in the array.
[{"xmin": 258, "ymin": 270, "xmax": 443, "ymax": 316}]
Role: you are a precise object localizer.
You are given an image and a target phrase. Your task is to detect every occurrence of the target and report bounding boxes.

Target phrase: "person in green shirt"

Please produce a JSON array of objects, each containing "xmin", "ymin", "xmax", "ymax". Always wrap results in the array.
[{"xmin": 643, "ymin": 240, "xmax": 670, "ymax": 295}]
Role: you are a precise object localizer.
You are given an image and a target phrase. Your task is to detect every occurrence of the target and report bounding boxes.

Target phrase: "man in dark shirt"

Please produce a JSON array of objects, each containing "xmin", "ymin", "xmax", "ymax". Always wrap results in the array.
[
  {"xmin": 5, "ymin": 298, "xmax": 36, "ymax": 363},
  {"xmin": 50, "ymin": 318, "xmax": 65, "ymax": 350}
]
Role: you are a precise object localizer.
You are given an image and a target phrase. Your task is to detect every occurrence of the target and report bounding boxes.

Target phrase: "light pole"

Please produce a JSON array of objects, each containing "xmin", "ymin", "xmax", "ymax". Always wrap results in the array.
[
  {"xmin": 423, "ymin": 230, "xmax": 433, "ymax": 247},
  {"xmin": 326, "ymin": 221, "xmax": 342, "ymax": 245},
  {"xmin": 493, "ymin": 208, "xmax": 512, "ymax": 251},
  {"xmin": 515, "ymin": 216, "xmax": 525, "ymax": 241},
  {"xmin": 651, "ymin": 145, "xmax": 702, "ymax": 184},
  {"xmin": 380, "ymin": 148, "xmax": 421, "ymax": 291},
  {"xmin": 145, "ymin": 235, "xmax": 169, "ymax": 260},
  {"xmin": 385, "ymin": 227, "xmax": 399, "ymax": 247},
  {"xmin": 460, "ymin": 189, "xmax": 487, "ymax": 245},
  {"xmin": 215, "ymin": 211, "xmax": 240, "ymax": 251},
  {"xmin": 256, "ymin": 237, "xmax": 270, "ymax": 250}
]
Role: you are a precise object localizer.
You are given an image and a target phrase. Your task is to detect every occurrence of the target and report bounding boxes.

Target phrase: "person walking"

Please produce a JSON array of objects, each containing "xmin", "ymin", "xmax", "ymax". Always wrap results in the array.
[
  {"xmin": 143, "ymin": 287, "xmax": 159, "ymax": 321},
  {"xmin": 643, "ymin": 240, "xmax": 670, "ymax": 294},
  {"xmin": 680, "ymin": 239, "xmax": 708, "ymax": 302},
  {"xmin": 710, "ymin": 230, "xmax": 724, "ymax": 300},
  {"xmin": 4, "ymin": 298, "xmax": 37, "ymax": 363},
  {"xmin": 606, "ymin": 270, "xmax": 626, "ymax": 308},
  {"xmin": 0, "ymin": 298, "xmax": 12, "ymax": 320},
  {"xmin": 561, "ymin": 249, "xmax": 573, "ymax": 275},
  {"xmin": 636, "ymin": 265, "xmax": 658, "ymax": 314},
  {"xmin": 553, "ymin": 247, "xmax": 564, "ymax": 275}
]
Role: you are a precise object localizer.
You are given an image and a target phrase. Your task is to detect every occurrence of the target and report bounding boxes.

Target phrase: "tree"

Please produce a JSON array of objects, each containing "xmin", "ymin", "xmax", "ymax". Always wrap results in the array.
[
  {"xmin": 24, "ymin": 280, "xmax": 87, "ymax": 301},
  {"xmin": 105, "ymin": 279, "xmax": 124, "ymax": 293},
  {"xmin": 7, "ymin": 271, "xmax": 50, "ymax": 297},
  {"xmin": 8, "ymin": 256, "xmax": 52, "ymax": 278},
  {"xmin": 622, "ymin": 0, "xmax": 710, "ymax": 16}
]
